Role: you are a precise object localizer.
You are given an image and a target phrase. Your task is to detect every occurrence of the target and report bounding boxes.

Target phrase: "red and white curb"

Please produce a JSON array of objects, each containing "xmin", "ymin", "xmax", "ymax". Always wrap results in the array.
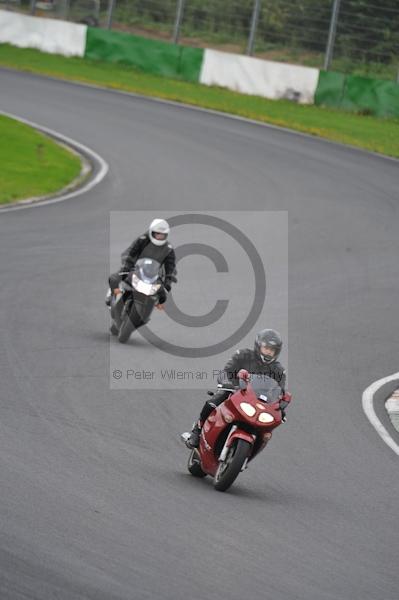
[
  {"xmin": 362, "ymin": 373, "xmax": 399, "ymax": 456},
  {"xmin": 386, "ymin": 389, "xmax": 399, "ymax": 433}
]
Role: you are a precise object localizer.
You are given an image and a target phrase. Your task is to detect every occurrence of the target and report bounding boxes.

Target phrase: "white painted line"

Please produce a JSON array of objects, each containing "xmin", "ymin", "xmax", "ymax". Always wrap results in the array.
[
  {"xmin": 362, "ymin": 373, "xmax": 399, "ymax": 456},
  {"xmin": 58, "ymin": 79, "xmax": 399, "ymax": 164},
  {"xmin": 0, "ymin": 111, "xmax": 109, "ymax": 213}
]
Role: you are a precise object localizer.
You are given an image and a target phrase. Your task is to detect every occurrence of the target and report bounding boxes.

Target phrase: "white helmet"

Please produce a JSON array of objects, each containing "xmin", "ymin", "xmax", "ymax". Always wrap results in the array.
[{"xmin": 149, "ymin": 218, "xmax": 170, "ymax": 246}]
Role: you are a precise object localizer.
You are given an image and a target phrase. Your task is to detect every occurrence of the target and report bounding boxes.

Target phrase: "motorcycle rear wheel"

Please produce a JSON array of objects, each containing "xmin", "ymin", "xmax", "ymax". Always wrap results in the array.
[
  {"xmin": 214, "ymin": 439, "xmax": 251, "ymax": 492},
  {"xmin": 187, "ymin": 449, "xmax": 206, "ymax": 478}
]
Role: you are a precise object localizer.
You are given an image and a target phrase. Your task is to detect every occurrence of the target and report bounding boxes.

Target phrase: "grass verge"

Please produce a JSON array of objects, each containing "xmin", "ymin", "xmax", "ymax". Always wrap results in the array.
[
  {"xmin": 0, "ymin": 44, "xmax": 398, "ymax": 159},
  {"xmin": 0, "ymin": 113, "xmax": 81, "ymax": 204}
]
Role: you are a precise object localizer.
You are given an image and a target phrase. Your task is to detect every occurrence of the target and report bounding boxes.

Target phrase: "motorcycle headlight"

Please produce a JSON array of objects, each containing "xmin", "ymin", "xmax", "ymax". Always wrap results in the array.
[
  {"xmin": 132, "ymin": 275, "xmax": 161, "ymax": 296},
  {"xmin": 150, "ymin": 283, "xmax": 162, "ymax": 294},
  {"xmin": 258, "ymin": 412, "xmax": 274, "ymax": 424},
  {"xmin": 240, "ymin": 402, "xmax": 256, "ymax": 417}
]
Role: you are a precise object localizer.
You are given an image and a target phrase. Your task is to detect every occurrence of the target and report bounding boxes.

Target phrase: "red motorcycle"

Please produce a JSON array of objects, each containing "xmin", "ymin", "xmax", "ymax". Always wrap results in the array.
[{"xmin": 182, "ymin": 370, "xmax": 291, "ymax": 492}]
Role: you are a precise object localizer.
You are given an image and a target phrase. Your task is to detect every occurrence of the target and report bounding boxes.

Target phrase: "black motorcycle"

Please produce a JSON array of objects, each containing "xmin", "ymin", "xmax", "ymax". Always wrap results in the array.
[{"xmin": 109, "ymin": 258, "xmax": 172, "ymax": 344}]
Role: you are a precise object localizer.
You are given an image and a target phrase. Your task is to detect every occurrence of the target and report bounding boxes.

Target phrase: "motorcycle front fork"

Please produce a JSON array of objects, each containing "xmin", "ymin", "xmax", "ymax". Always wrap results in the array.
[
  {"xmin": 218, "ymin": 426, "xmax": 256, "ymax": 472},
  {"xmin": 241, "ymin": 458, "xmax": 249, "ymax": 472}
]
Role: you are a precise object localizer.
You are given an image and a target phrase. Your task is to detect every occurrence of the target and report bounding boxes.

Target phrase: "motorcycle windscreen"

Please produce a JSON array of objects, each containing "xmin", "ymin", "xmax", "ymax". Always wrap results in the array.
[
  {"xmin": 135, "ymin": 258, "xmax": 161, "ymax": 283},
  {"xmin": 249, "ymin": 374, "xmax": 282, "ymax": 403}
]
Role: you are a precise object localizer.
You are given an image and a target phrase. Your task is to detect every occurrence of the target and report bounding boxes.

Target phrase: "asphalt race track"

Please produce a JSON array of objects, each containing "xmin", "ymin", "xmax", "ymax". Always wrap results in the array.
[{"xmin": 1, "ymin": 69, "xmax": 399, "ymax": 600}]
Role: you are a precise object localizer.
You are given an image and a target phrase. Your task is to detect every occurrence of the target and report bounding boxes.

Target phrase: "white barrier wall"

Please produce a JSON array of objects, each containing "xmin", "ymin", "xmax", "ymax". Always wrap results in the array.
[
  {"xmin": 0, "ymin": 12, "xmax": 320, "ymax": 106},
  {"xmin": 200, "ymin": 49, "xmax": 320, "ymax": 105},
  {"xmin": 0, "ymin": 10, "xmax": 86, "ymax": 57}
]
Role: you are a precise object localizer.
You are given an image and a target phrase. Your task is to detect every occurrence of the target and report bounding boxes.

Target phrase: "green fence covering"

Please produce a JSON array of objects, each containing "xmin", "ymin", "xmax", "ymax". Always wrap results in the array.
[
  {"xmin": 315, "ymin": 70, "xmax": 399, "ymax": 118},
  {"xmin": 314, "ymin": 71, "xmax": 346, "ymax": 107},
  {"xmin": 85, "ymin": 27, "xmax": 398, "ymax": 118},
  {"xmin": 177, "ymin": 45, "xmax": 204, "ymax": 83},
  {"xmin": 342, "ymin": 76, "xmax": 399, "ymax": 118},
  {"xmin": 85, "ymin": 28, "xmax": 204, "ymax": 83}
]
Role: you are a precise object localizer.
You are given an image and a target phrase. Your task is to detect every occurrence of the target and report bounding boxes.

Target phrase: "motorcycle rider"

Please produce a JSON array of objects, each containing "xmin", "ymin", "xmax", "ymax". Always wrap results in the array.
[
  {"xmin": 106, "ymin": 218, "xmax": 176, "ymax": 308},
  {"xmin": 186, "ymin": 329, "xmax": 289, "ymax": 449}
]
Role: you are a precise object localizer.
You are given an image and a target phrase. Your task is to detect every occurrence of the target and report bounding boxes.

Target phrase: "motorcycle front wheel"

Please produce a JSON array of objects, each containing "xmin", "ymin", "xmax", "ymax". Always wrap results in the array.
[
  {"xmin": 110, "ymin": 323, "xmax": 119, "ymax": 336},
  {"xmin": 187, "ymin": 449, "xmax": 206, "ymax": 478},
  {"xmin": 214, "ymin": 439, "xmax": 251, "ymax": 492},
  {"xmin": 118, "ymin": 313, "xmax": 135, "ymax": 343}
]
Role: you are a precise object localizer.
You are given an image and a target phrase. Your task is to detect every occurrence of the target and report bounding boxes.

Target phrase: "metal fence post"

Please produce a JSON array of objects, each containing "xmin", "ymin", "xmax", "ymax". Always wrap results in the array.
[
  {"xmin": 106, "ymin": 0, "xmax": 116, "ymax": 30},
  {"xmin": 246, "ymin": 0, "xmax": 262, "ymax": 56},
  {"xmin": 324, "ymin": 0, "xmax": 342, "ymax": 71},
  {"xmin": 58, "ymin": 0, "xmax": 70, "ymax": 20},
  {"xmin": 173, "ymin": 0, "xmax": 186, "ymax": 44},
  {"xmin": 29, "ymin": 0, "xmax": 36, "ymax": 15},
  {"xmin": 63, "ymin": 0, "xmax": 71, "ymax": 20}
]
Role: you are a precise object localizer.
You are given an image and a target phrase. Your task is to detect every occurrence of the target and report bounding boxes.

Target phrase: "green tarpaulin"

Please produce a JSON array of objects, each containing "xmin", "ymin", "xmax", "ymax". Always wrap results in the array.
[
  {"xmin": 315, "ymin": 70, "xmax": 399, "ymax": 118},
  {"xmin": 85, "ymin": 27, "xmax": 398, "ymax": 118},
  {"xmin": 85, "ymin": 28, "xmax": 204, "ymax": 83}
]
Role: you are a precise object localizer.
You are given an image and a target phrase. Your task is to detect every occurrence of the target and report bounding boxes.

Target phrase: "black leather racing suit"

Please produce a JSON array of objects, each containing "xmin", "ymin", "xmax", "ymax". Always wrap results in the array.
[
  {"xmin": 199, "ymin": 348, "xmax": 287, "ymax": 424},
  {"xmin": 109, "ymin": 233, "xmax": 176, "ymax": 303}
]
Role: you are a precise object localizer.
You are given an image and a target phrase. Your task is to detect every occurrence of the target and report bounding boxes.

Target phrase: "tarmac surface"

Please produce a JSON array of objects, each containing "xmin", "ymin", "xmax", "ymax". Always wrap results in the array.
[{"xmin": 1, "ymin": 69, "xmax": 398, "ymax": 600}]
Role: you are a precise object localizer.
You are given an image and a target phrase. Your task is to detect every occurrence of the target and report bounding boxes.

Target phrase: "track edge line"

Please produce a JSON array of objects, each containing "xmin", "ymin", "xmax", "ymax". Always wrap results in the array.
[{"xmin": 0, "ymin": 109, "xmax": 109, "ymax": 213}]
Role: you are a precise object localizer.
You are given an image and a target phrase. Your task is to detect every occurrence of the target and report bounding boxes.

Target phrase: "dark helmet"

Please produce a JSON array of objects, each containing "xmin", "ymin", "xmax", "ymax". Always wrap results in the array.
[{"xmin": 254, "ymin": 329, "xmax": 282, "ymax": 364}]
